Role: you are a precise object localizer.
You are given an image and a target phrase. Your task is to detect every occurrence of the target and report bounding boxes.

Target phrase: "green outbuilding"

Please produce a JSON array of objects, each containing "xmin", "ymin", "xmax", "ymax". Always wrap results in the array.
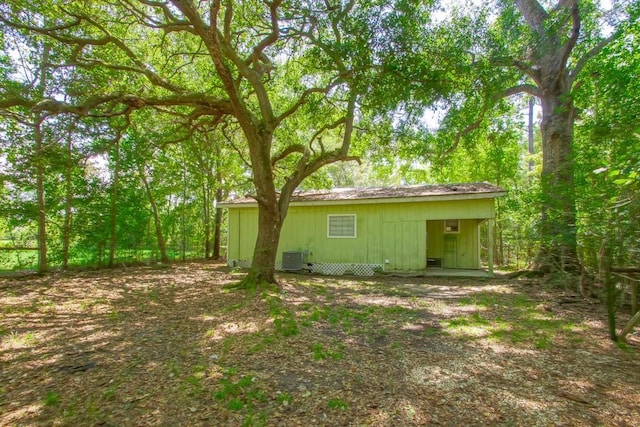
[{"xmin": 220, "ymin": 182, "xmax": 506, "ymax": 276}]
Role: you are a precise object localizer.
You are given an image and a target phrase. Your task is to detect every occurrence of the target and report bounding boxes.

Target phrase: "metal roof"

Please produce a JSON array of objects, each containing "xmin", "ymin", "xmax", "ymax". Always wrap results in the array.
[{"xmin": 219, "ymin": 182, "xmax": 506, "ymax": 207}]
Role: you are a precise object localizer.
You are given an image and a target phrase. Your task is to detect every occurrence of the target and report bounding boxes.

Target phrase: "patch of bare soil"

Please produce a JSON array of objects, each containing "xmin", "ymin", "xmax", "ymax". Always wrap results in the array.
[{"xmin": 1, "ymin": 262, "xmax": 639, "ymax": 426}]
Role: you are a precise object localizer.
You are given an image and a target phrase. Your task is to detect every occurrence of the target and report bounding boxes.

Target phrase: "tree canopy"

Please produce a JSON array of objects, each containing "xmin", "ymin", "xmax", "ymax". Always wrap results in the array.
[{"xmin": 0, "ymin": 0, "xmax": 637, "ymax": 286}]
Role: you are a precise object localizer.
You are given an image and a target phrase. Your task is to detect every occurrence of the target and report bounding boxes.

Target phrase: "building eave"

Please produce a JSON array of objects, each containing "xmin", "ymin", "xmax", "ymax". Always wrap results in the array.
[{"xmin": 218, "ymin": 191, "xmax": 507, "ymax": 208}]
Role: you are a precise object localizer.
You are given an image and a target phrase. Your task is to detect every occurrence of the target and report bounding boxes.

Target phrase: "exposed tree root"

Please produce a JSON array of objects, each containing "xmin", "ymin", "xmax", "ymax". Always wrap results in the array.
[{"xmin": 224, "ymin": 271, "xmax": 280, "ymax": 293}]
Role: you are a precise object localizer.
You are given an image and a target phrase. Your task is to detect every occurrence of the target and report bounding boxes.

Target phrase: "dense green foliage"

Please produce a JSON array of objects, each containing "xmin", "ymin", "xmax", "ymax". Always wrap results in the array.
[
  {"xmin": 0, "ymin": 0, "xmax": 637, "ymax": 278},
  {"xmin": 574, "ymin": 15, "xmax": 640, "ymax": 270}
]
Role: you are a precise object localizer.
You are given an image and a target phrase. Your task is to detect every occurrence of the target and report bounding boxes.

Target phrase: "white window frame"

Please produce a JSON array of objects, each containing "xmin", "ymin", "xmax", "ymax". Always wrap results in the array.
[
  {"xmin": 327, "ymin": 214, "xmax": 357, "ymax": 238},
  {"xmin": 444, "ymin": 219, "xmax": 460, "ymax": 234}
]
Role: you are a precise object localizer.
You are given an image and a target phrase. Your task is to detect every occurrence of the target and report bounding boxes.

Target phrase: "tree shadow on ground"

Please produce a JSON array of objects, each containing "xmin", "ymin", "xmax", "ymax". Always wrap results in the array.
[{"xmin": 1, "ymin": 263, "xmax": 639, "ymax": 426}]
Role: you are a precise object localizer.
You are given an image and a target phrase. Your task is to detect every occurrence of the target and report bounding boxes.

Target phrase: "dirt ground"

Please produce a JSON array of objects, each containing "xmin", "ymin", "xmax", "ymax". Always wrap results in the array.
[{"xmin": 1, "ymin": 261, "xmax": 639, "ymax": 426}]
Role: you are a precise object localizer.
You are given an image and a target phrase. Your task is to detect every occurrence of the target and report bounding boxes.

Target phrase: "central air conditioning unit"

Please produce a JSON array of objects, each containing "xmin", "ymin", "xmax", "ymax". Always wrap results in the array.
[{"xmin": 282, "ymin": 251, "xmax": 305, "ymax": 271}]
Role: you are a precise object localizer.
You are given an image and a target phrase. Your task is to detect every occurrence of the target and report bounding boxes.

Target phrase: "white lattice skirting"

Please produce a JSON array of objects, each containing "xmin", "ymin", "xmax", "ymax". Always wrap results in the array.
[{"xmin": 228, "ymin": 260, "xmax": 383, "ymax": 277}]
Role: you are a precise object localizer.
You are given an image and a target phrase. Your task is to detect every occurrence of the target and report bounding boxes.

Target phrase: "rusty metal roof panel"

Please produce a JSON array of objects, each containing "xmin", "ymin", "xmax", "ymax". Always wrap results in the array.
[{"xmin": 219, "ymin": 182, "xmax": 506, "ymax": 207}]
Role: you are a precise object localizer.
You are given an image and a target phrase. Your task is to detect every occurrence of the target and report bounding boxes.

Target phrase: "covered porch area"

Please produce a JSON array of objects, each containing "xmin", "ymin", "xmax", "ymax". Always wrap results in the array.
[{"xmin": 425, "ymin": 218, "xmax": 496, "ymax": 276}]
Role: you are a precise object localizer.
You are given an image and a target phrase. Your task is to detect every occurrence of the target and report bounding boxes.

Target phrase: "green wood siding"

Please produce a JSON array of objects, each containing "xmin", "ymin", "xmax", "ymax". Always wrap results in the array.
[
  {"xmin": 426, "ymin": 220, "xmax": 445, "ymax": 259},
  {"xmin": 227, "ymin": 207, "xmax": 259, "ymax": 260},
  {"xmin": 382, "ymin": 221, "xmax": 425, "ymax": 270},
  {"xmin": 278, "ymin": 205, "xmax": 382, "ymax": 264},
  {"xmin": 226, "ymin": 198, "xmax": 494, "ymax": 270}
]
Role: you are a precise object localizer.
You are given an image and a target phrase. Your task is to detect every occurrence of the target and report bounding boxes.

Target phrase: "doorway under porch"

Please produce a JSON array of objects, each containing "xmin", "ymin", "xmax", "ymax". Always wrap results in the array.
[{"xmin": 426, "ymin": 219, "xmax": 495, "ymax": 275}]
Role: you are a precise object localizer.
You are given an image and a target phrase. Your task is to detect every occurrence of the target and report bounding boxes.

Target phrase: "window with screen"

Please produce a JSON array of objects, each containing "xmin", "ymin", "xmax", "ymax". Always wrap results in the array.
[
  {"xmin": 444, "ymin": 219, "xmax": 460, "ymax": 233},
  {"xmin": 327, "ymin": 214, "xmax": 357, "ymax": 238}
]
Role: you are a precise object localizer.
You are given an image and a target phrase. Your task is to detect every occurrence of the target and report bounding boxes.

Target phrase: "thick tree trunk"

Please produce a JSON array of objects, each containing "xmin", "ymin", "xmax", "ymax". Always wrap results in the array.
[
  {"xmin": 514, "ymin": 0, "xmax": 585, "ymax": 273},
  {"xmin": 236, "ymin": 96, "xmax": 356, "ymax": 288},
  {"xmin": 242, "ymin": 198, "xmax": 283, "ymax": 287},
  {"xmin": 535, "ymin": 92, "xmax": 578, "ymax": 272},
  {"xmin": 237, "ymin": 127, "xmax": 286, "ymax": 287},
  {"xmin": 173, "ymin": 1, "xmax": 357, "ymax": 289}
]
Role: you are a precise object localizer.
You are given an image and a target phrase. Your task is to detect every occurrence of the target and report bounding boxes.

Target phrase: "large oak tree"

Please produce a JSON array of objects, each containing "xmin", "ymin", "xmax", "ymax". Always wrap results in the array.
[
  {"xmin": 438, "ymin": 0, "xmax": 630, "ymax": 271},
  {"xmin": 506, "ymin": 0, "xmax": 624, "ymax": 271},
  {"xmin": 0, "ymin": 0, "xmax": 395, "ymax": 286}
]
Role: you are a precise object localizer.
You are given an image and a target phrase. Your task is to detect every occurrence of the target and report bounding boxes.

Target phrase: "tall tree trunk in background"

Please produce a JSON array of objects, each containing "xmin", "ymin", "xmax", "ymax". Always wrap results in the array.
[
  {"xmin": 528, "ymin": 96, "xmax": 535, "ymax": 172},
  {"xmin": 213, "ymin": 185, "xmax": 223, "ymax": 259},
  {"xmin": 514, "ymin": 0, "xmax": 608, "ymax": 272},
  {"xmin": 62, "ymin": 122, "xmax": 74, "ymax": 269},
  {"xmin": 492, "ymin": 0, "xmax": 624, "ymax": 273},
  {"xmin": 34, "ymin": 43, "xmax": 50, "ymax": 275},
  {"xmin": 34, "ymin": 116, "xmax": 47, "ymax": 275},
  {"xmin": 200, "ymin": 131, "xmax": 213, "ymax": 259},
  {"xmin": 108, "ymin": 139, "xmax": 120, "ymax": 267},
  {"xmin": 495, "ymin": 199, "xmax": 503, "ymax": 266},
  {"xmin": 202, "ymin": 180, "xmax": 211, "ymax": 259},
  {"xmin": 181, "ymin": 149, "xmax": 187, "ymax": 261},
  {"xmin": 213, "ymin": 142, "xmax": 224, "ymax": 260},
  {"xmin": 139, "ymin": 164, "xmax": 170, "ymax": 264}
]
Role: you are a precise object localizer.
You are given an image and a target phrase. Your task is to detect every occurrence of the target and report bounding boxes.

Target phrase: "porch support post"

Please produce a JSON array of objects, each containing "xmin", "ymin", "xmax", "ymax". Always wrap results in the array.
[{"xmin": 488, "ymin": 218, "xmax": 495, "ymax": 276}]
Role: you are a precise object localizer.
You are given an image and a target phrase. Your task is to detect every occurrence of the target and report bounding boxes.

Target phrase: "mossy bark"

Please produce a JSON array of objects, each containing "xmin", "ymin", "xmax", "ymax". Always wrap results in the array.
[{"xmin": 534, "ymin": 92, "xmax": 579, "ymax": 272}]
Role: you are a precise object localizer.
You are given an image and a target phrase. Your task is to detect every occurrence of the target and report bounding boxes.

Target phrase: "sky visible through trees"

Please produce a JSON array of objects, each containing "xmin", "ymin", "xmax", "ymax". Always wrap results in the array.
[{"xmin": 0, "ymin": 0, "xmax": 637, "ymax": 286}]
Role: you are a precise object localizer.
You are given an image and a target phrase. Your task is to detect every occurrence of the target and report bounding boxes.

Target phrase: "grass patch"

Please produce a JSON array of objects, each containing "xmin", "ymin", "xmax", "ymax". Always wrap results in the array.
[
  {"xmin": 102, "ymin": 386, "xmax": 117, "ymax": 401},
  {"xmin": 615, "ymin": 340, "xmax": 635, "ymax": 352},
  {"xmin": 183, "ymin": 365, "xmax": 207, "ymax": 396},
  {"xmin": 242, "ymin": 411, "xmax": 268, "ymax": 427},
  {"xmin": 312, "ymin": 284, "xmax": 330, "ymax": 296},
  {"xmin": 311, "ymin": 342, "xmax": 345, "ymax": 361},
  {"xmin": 44, "ymin": 391, "xmax": 60, "ymax": 406},
  {"xmin": 460, "ymin": 292, "xmax": 533, "ymax": 309},
  {"xmin": 7, "ymin": 331, "xmax": 37, "ymax": 347},
  {"xmin": 445, "ymin": 295, "xmax": 570, "ymax": 348},
  {"xmin": 220, "ymin": 335, "xmax": 237, "ymax": 356},
  {"xmin": 423, "ymin": 326, "xmax": 442, "ymax": 336},
  {"xmin": 327, "ymin": 397, "xmax": 348, "ymax": 410},
  {"xmin": 184, "ymin": 375, "xmax": 204, "ymax": 396},
  {"xmin": 276, "ymin": 392, "xmax": 293, "ymax": 406},
  {"xmin": 147, "ymin": 289, "xmax": 160, "ymax": 302},
  {"xmin": 266, "ymin": 295, "xmax": 298, "ymax": 337},
  {"xmin": 167, "ymin": 360, "xmax": 182, "ymax": 377},
  {"xmin": 381, "ymin": 305, "xmax": 416, "ymax": 317},
  {"xmin": 247, "ymin": 335, "xmax": 276, "ymax": 354},
  {"xmin": 3, "ymin": 303, "xmax": 39, "ymax": 315},
  {"xmin": 273, "ymin": 315, "xmax": 298, "ymax": 337},
  {"xmin": 214, "ymin": 370, "xmax": 266, "ymax": 412},
  {"xmin": 390, "ymin": 340, "xmax": 404, "ymax": 349},
  {"xmin": 301, "ymin": 304, "xmax": 378, "ymax": 333},
  {"xmin": 221, "ymin": 302, "xmax": 246, "ymax": 313}
]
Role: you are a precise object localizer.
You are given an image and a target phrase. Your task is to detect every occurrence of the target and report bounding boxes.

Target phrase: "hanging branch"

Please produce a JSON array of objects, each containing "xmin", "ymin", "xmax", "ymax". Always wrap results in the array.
[{"xmin": 440, "ymin": 83, "xmax": 541, "ymax": 158}]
